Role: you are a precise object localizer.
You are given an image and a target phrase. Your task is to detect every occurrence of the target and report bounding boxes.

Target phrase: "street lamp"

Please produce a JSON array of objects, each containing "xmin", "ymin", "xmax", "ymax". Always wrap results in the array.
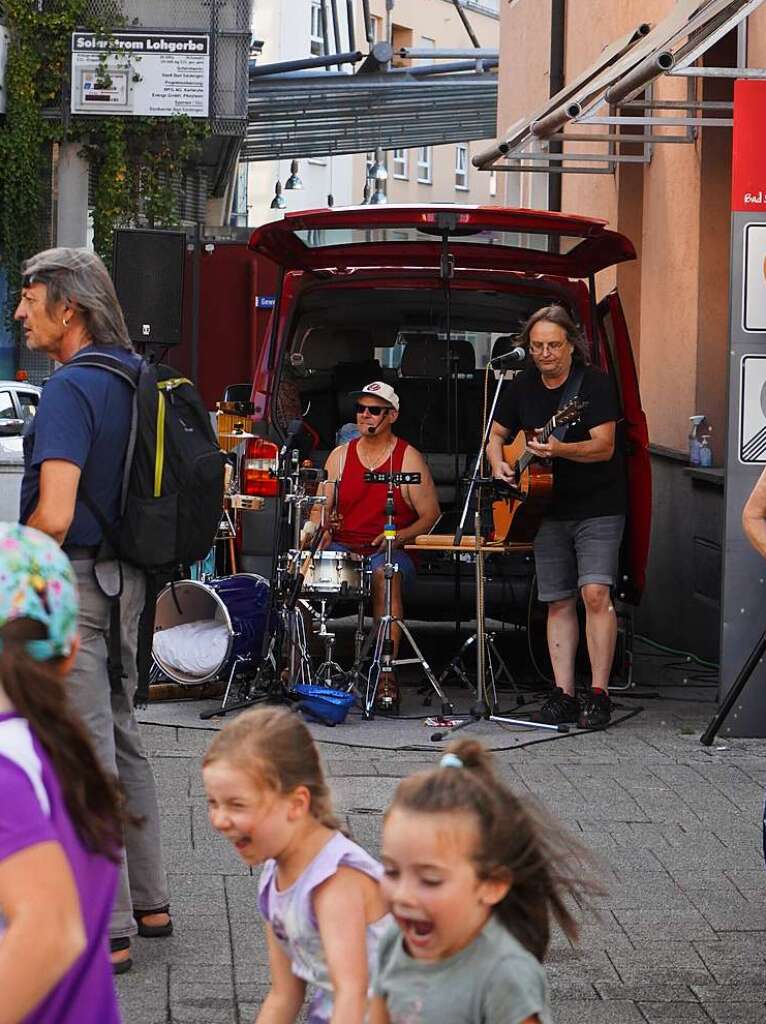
[
  {"xmin": 366, "ymin": 147, "xmax": 388, "ymax": 205},
  {"xmin": 285, "ymin": 159, "xmax": 303, "ymax": 190},
  {"xmin": 368, "ymin": 147, "xmax": 388, "ymax": 184},
  {"xmin": 270, "ymin": 180, "xmax": 287, "ymax": 210}
]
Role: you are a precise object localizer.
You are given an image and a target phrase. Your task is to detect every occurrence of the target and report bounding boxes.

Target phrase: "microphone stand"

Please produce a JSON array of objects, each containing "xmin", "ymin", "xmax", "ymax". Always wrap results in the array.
[
  {"xmin": 432, "ymin": 360, "xmax": 568, "ymax": 741},
  {"xmin": 454, "ymin": 358, "xmax": 512, "ymax": 546}
]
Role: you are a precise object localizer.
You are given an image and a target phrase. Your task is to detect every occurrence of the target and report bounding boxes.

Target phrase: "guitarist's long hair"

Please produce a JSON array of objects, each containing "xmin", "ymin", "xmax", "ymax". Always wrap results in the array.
[{"xmin": 519, "ymin": 305, "xmax": 590, "ymax": 365}]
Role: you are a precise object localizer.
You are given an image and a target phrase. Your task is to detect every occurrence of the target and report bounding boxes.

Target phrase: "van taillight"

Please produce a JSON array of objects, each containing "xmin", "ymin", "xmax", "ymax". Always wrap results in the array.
[{"xmin": 242, "ymin": 438, "xmax": 279, "ymax": 496}]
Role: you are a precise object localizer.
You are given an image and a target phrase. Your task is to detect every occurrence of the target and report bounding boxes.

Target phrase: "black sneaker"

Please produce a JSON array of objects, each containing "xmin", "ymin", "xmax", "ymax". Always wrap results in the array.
[
  {"xmin": 578, "ymin": 689, "xmax": 611, "ymax": 730},
  {"xmin": 533, "ymin": 687, "xmax": 579, "ymax": 724}
]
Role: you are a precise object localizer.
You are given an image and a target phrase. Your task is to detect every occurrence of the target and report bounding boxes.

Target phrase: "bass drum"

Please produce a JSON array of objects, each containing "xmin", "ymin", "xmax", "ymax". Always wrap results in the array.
[{"xmin": 153, "ymin": 573, "xmax": 270, "ymax": 686}]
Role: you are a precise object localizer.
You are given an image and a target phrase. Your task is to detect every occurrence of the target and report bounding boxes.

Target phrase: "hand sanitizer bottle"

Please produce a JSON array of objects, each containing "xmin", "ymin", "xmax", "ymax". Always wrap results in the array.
[{"xmin": 698, "ymin": 423, "xmax": 713, "ymax": 467}]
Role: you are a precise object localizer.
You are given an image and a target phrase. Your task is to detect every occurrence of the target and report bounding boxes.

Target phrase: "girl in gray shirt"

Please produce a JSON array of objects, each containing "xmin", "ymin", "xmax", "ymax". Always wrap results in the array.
[{"xmin": 371, "ymin": 741, "xmax": 598, "ymax": 1024}]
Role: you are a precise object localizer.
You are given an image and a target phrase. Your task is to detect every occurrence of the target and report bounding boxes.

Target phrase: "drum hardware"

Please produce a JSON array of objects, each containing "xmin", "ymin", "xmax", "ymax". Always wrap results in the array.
[
  {"xmin": 220, "ymin": 429, "xmax": 257, "ymax": 440},
  {"xmin": 313, "ymin": 598, "xmax": 345, "ymax": 686},
  {"xmin": 215, "ymin": 507, "xmax": 238, "ymax": 574},
  {"xmin": 225, "ymin": 494, "xmax": 265, "ymax": 511},
  {"xmin": 436, "ymin": 631, "xmax": 519, "ymax": 704},
  {"xmin": 350, "ymin": 472, "xmax": 453, "ymax": 719},
  {"xmin": 199, "ymin": 437, "xmax": 317, "ymax": 719}
]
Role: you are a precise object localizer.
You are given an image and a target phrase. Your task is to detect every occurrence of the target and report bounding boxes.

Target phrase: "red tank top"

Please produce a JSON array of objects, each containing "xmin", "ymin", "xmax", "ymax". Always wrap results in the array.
[{"xmin": 334, "ymin": 437, "xmax": 418, "ymax": 555}]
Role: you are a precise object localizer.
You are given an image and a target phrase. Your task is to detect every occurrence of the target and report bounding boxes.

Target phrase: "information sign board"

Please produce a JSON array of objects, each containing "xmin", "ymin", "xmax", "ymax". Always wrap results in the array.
[{"xmin": 70, "ymin": 32, "xmax": 210, "ymax": 117}]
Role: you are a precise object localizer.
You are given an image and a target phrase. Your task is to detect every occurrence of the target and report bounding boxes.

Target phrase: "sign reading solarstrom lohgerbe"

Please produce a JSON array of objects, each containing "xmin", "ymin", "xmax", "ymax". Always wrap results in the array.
[{"xmin": 70, "ymin": 32, "xmax": 210, "ymax": 117}]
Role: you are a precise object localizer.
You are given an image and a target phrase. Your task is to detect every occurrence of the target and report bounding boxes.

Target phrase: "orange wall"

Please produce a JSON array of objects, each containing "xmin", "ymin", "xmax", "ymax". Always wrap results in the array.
[{"xmin": 495, "ymin": 0, "xmax": 751, "ymax": 455}]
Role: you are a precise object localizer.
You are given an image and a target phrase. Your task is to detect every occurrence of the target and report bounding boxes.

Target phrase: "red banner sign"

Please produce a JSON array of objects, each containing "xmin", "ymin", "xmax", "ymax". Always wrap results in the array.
[{"xmin": 733, "ymin": 80, "xmax": 766, "ymax": 212}]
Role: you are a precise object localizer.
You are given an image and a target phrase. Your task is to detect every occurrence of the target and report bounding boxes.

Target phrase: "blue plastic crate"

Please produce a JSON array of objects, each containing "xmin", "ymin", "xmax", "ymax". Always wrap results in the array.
[{"xmin": 291, "ymin": 684, "xmax": 356, "ymax": 726}]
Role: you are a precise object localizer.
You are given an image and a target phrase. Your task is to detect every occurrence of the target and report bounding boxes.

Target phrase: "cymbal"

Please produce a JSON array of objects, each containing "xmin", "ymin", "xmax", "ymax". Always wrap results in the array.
[{"xmin": 220, "ymin": 430, "xmax": 257, "ymax": 440}]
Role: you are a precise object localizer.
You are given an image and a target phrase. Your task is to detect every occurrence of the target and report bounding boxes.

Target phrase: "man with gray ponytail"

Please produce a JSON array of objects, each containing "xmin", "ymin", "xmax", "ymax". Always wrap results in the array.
[{"xmin": 15, "ymin": 247, "xmax": 171, "ymax": 974}]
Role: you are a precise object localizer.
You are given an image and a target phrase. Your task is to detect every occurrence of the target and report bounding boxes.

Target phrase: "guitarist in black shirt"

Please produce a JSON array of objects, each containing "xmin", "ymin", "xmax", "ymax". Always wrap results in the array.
[{"xmin": 487, "ymin": 305, "xmax": 626, "ymax": 730}]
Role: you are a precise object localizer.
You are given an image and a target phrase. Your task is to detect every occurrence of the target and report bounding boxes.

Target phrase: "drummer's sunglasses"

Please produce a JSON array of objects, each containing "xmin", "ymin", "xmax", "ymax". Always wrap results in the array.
[{"xmin": 355, "ymin": 404, "xmax": 389, "ymax": 416}]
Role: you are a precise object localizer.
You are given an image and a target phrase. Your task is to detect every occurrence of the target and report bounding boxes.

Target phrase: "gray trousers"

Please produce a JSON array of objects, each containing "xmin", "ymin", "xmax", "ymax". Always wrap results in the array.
[{"xmin": 68, "ymin": 559, "xmax": 169, "ymax": 939}]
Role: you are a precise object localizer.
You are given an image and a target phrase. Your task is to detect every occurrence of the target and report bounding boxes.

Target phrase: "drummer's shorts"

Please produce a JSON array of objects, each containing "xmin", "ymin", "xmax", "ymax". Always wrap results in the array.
[
  {"xmin": 327, "ymin": 542, "xmax": 416, "ymax": 586},
  {"xmin": 533, "ymin": 514, "xmax": 625, "ymax": 603}
]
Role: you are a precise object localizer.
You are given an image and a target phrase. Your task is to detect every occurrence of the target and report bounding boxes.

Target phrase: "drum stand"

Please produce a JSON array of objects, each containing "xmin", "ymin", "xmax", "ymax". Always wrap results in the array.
[
  {"xmin": 351, "ymin": 477, "xmax": 453, "ymax": 719},
  {"xmin": 314, "ymin": 598, "xmax": 344, "ymax": 685}
]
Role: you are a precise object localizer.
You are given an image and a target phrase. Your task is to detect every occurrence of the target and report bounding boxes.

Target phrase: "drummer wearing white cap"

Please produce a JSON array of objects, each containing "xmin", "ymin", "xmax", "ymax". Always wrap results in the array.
[{"xmin": 301, "ymin": 382, "xmax": 440, "ymax": 710}]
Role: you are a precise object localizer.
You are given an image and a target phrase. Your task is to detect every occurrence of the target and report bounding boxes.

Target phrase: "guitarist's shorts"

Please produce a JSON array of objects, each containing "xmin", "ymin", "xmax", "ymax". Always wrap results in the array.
[{"xmin": 533, "ymin": 514, "xmax": 625, "ymax": 602}]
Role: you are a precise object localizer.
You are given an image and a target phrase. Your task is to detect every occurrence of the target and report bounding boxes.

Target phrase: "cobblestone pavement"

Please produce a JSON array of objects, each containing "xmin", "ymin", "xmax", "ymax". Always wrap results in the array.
[{"xmin": 116, "ymin": 693, "xmax": 766, "ymax": 1023}]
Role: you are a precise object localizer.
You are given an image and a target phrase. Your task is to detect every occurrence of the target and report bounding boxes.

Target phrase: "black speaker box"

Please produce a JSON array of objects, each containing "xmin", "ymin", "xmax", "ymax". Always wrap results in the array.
[{"xmin": 112, "ymin": 229, "xmax": 187, "ymax": 347}]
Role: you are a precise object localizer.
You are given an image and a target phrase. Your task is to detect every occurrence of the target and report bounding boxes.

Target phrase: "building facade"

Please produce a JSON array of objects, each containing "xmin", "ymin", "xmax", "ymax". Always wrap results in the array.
[
  {"xmin": 245, "ymin": 0, "xmax": 500, "ymax": 225},
  {"xmin": 488, "ymin": 0, "xmax": 766, "ymax": 660},
  {"xmin": 351, "ymin": 0, "xmax": 500, "ymax": 206}
]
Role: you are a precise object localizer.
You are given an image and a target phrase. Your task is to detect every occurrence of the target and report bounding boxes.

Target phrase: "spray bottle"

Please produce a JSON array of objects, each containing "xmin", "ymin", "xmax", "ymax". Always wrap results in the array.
[{"xmin": 689, "ymin": 415, "xmax": 705, "ymax": 466}]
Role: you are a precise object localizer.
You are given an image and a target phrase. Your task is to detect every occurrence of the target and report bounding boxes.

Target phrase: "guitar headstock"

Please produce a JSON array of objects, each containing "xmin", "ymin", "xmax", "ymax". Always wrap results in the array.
[{"xmin": 553, "ymin": 398, "xmax": 589, "ymax": 428}]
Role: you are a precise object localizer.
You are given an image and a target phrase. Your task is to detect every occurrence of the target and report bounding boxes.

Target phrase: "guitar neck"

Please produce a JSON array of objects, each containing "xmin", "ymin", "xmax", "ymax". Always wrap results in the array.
[{"xmin": 517, "ymin": 416, "xmax": 556, "ymax": 473}]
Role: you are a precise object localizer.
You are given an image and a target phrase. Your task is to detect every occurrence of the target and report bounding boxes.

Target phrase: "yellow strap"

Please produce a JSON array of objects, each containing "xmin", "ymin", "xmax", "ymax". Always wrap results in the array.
[
  {"xmin": 157, "ymin": 378, "xmax": 192, "ymax": 392},
  {"xmin": 154, "ymin": 392, "xmax": 166, "ymax": 497}
]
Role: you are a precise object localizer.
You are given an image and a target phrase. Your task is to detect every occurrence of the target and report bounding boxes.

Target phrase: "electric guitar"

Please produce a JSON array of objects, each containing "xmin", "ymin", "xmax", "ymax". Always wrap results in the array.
[{"xmin": 491, "ymin": 398, "xmax": 588, "ymax": 544}]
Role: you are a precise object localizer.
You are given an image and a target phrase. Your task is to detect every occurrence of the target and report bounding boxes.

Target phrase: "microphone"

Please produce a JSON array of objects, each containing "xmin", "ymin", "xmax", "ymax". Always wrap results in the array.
[
  {"xmin": 490, "ymin": 346, "xmax": 527, "ymax": 366},
  {"xmin": 367, "ymin": 426, "xmax": 376, "ymax": 435},
  {"xmin": 280, "ymin": 418, "xmax": 304, "ymax": 457}
]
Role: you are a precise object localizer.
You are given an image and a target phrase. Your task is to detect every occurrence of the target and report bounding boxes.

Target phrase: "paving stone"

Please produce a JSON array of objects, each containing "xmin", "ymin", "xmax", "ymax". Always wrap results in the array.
[
  {"xmin": 115, "ymin": 963, "xmax": 168, "ymax": 1023},
  {"xmin": 704, "ymin": 1002, "xmax": 766, "ymax": 1023},
  {"xmin": 692, "ymin": 982, "xmax": 766, "ymax": 1002},
  {"xmin": 169, "ymin": 966, "xmax": 237, "ymax": 1024},
  {"xmin": 595, "ymin": 981, "xmax": 698, "ymax": 1002},
  {"xmin": 637, "ymin": 1003, "xmax": 714, "ymax": 1023},
  {"xmin": 551, "ymin": 999, "xmax": 646, "ymax": 1023}
]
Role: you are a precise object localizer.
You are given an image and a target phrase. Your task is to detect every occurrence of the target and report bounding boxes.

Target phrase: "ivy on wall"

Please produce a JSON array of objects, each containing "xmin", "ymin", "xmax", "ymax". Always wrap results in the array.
[{"xmin": 0, "ymin": 0, "xmax": 208, "ymax": 294}]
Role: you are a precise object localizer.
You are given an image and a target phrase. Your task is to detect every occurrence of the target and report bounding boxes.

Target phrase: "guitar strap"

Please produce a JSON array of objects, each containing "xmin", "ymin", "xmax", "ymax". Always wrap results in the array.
[{"xmin": 551, "ymin": 366, "xmax": 585, "ymax": 441}]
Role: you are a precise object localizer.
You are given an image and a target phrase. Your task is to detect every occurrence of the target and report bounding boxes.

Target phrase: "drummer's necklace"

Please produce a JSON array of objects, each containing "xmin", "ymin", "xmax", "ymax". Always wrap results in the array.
[{"xmin": 357, "ymin": 437, "xmax": 395, "ymax": 471}]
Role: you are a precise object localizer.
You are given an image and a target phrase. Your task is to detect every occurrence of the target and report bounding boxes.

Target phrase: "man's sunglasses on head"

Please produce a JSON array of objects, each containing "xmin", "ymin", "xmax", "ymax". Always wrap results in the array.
[{"xmin": 355, "ymin": 404, "xmax": 390, "ymax": 416}]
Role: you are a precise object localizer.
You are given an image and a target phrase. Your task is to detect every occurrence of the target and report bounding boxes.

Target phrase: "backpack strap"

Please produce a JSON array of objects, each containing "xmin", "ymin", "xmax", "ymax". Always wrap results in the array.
[
  {"xmin": 66, "ymin": 352, "xmax": 143, "ymax": 695},
  {"xmin": 68, "ymin": 352, "xmax": 140, "ymax": 389},
  {"xmin": 550, "ymin": 366, "xmax": 585, "ymax": 442}
]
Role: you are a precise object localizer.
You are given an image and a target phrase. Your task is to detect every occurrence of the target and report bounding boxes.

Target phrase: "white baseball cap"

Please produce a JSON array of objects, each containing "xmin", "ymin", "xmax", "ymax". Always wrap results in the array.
[{"xmin": 350, "ymin": 381, "xmax": 400, "ymax": 411}]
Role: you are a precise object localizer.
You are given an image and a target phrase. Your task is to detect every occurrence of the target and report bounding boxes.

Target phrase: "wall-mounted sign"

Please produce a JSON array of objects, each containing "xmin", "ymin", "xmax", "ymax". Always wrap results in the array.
[
  {"xmin": 70, "ymin": 32, "xmax": 210, "ymax": 118},
  {"xmin": 732, "ymin": 80, "xmax": 766, "ymax": 213},
  {"xmin": 738, "ymin": 355, "xmax": 766, "ymax": 463},
  {"xmin": 743, "ymin": 224, "xmax": 766, "ymax": 332}
]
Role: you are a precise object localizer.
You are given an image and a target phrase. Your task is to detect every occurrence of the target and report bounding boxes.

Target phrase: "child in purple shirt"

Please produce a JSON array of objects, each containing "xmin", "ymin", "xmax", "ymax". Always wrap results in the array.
[{"xmin": 0, "ymin": 524, "xmax": 123, "ymax": 1023}]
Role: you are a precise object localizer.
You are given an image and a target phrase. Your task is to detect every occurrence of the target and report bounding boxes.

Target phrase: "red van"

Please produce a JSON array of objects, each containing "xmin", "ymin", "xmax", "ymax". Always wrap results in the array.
[{"xmin": 237, "ymin": 204, "xmax": 650, "ymax": 622}]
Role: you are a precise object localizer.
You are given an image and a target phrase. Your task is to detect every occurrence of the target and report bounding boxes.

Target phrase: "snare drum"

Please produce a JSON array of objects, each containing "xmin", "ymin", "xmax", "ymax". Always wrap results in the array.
[{"xmin": 299, "ymin": 551, "xmax": 369, "ymax": 598}]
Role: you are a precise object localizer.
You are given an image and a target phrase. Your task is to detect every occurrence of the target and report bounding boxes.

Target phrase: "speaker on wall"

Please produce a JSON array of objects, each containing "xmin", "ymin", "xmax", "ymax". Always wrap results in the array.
[{"xmin": 112, "ymin": 229, "xmax": 187, "ymax": 348}]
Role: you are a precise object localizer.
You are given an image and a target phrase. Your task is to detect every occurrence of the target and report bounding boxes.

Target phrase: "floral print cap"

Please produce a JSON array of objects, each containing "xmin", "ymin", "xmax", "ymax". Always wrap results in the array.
[{"xmin": 0, "ymin": 523, "xmax": 79, "ymax": 660}]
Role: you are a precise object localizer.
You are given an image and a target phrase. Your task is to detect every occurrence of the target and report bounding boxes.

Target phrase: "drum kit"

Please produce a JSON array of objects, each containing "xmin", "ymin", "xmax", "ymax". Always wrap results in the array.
[{"xmin": 147, "ymin": 404, "xmax": 444, "ymax": 721}]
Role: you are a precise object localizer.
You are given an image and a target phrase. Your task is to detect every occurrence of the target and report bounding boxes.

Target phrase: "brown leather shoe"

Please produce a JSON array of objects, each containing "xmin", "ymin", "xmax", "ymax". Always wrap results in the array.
[{"xmin": 375, "ymin": 669, "xmax": 400, "ymax": 714}]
